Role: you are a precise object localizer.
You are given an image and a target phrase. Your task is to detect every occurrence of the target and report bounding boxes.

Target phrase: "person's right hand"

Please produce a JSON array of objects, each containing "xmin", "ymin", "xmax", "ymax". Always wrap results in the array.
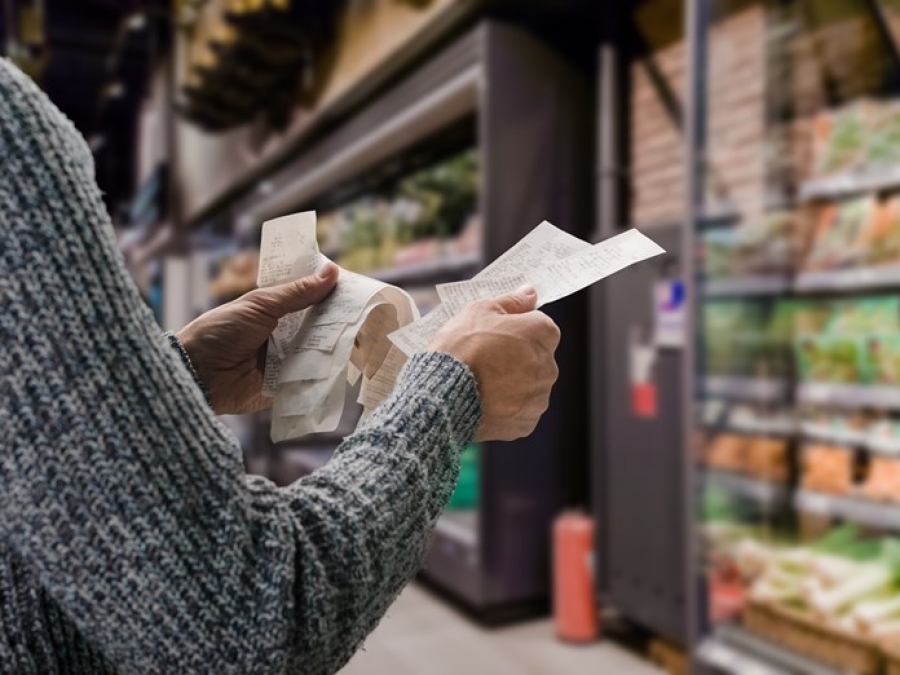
[{"xmin": 427, "ymin": 287, "xmax": 560, "ymax": 442}]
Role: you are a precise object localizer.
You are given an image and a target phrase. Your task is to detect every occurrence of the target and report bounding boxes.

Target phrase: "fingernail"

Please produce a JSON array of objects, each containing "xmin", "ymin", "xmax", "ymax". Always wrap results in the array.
[
  {"xmin": 317, "ymin": 262, "xmax": 338, "ymax": 280},
  {"xmin": 517, "ymin": 285, "xmax": 537, "ymax": 298}
]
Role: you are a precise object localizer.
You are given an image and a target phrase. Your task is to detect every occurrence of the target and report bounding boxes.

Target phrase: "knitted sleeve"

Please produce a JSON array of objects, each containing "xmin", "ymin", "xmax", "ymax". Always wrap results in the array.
[{"xmin": 0, "ymin": 57, "xmax": 480, "ymax": 675}]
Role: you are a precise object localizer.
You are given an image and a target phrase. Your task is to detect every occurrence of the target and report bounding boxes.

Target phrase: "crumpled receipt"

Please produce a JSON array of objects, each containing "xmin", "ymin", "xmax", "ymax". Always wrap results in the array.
[
  {"xmin": 261, "ymin": 212, "xmax": 664, "ymax": 442},
  {"xmin": 259, "ymin": 211, "xmax": 419, "ymax": 442}
]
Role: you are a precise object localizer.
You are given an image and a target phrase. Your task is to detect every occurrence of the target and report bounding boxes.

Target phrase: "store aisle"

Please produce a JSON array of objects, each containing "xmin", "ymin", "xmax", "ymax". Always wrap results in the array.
[{"xmin": 340, "ymin": 584, "xmax": 664, "ymax": 675}]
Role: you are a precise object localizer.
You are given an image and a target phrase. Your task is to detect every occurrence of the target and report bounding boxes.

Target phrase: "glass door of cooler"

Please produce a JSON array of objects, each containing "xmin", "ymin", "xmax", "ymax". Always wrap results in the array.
[{"xmin": 691, "ymin": 0, "xmax": 900, "ymax": 672}]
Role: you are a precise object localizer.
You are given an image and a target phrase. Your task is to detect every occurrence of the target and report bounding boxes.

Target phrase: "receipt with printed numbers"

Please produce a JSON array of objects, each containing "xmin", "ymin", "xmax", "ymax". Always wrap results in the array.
[
  {"xmin": 387, "ymin": 222, "xmax": 663, "ymax": 357},
  {"xmin": 259, "ymin": 213, "xmax": 663, "ymax": 442},
  {"xmin": 257, "ymin": 212, "xmax": 419, "ymax": 442}
]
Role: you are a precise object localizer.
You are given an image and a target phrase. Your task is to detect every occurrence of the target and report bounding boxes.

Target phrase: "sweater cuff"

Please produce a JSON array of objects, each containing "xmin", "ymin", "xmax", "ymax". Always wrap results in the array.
[
  {"xmin": 163, "ymin": 331, "xmax": 213, "ymax": 408},
  {"xmin": 396, "ymin": 351, "xmax": 482, "ymax": 445}
]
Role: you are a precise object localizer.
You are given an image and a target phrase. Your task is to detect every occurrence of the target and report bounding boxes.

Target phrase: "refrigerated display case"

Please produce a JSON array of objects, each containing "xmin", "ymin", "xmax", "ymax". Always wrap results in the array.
[
  {"xmin": 201, "ymin": 21, "xmax": 592, "ymax": 621},
  {"xmin": 685, "ymin": 1, "xmax": 900, "ymax": 672},
  {"xmin": 593, "ymin": 0, "xmax": 900, "ymax": 670}
]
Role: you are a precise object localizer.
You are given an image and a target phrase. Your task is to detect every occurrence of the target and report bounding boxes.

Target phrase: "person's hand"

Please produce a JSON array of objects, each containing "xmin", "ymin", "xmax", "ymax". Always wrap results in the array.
[
  {"xmin": 427, "ymin": 287, "xmax": 560, "ymax": 441},
  {"xmin": 177, "ymin": 263, "xmax": 339, "ymax": 415}
]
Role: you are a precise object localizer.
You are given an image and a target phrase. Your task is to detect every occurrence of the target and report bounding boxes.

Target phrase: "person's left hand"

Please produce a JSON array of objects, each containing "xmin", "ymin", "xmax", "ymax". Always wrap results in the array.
[{"xmin": 177, "ymin": 262, "xmax": 339, "ymax": 414}]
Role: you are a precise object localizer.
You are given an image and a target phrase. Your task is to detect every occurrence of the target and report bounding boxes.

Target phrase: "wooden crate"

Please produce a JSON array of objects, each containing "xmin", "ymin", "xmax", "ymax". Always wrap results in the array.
[
  {"xmin": 883, "ymin": 641, "xmax": 900, "ymax": 675},
  {"xmin": 649, "ymin": 638, "xmax": 688, "ymax": 675},
  {"xmin": 744, "ymin": 600, "xmax": 883, "ymax": 675}
]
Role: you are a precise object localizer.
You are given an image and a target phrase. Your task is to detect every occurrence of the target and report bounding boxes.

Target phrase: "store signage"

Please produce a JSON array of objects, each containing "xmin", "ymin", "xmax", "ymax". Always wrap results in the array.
[{"xmin": 654, "ymin": 278, "xmax": 686, "ymax": 348}]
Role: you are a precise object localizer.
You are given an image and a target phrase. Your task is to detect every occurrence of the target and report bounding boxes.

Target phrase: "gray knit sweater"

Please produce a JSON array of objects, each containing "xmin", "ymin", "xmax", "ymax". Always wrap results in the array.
[{"xmin": 0, "ymin": 58, "xmax": 481, "ymax": 674}]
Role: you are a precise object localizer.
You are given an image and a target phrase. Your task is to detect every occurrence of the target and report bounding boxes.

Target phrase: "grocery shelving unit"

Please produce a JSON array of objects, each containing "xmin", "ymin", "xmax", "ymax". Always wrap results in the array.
[
  {"xmin": 682, "ymin": 0, "xmax": 900, "ymax": 672},
  {"xmin": 704, "ymin": 470, "xmax": 791, "ymax": 508},
  {"xmin": 698, "ymin": 624, "xmax": 847, "ymax": 675},
  {"xmin": 214, "ymin": 21, "xmax": 592, "ymax": 621}
]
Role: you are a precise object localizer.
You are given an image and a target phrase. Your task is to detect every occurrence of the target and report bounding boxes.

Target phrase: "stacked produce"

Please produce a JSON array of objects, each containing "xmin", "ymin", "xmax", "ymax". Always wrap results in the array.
[
  {"xmin": 703, "ymin": 300, "xmax": 795, "ymax": 379},
  {"xmin": 795, "ymin": 296, "xmax": 900, "ymax": 386},
  {"xmin": 800, "ymin": 444, "xmax": 853, "ymax": 494},
  {"xmin": 737, "ymin": 527, "xmax": 900, "ymax": 640},
  {"xmin": 802, "ymin": 196, "xmax": 900, "ymax": 272},
  {"xmin": 702, "ymin": 210, "xmax": 795, "ymax": 279},
  {"xmin": 318, "ymin": 149, "xmax": 479, "ymax": 275},
  {"xmin": 860, "ymin": 457, "xmax": 900, "ymax": 503},
  {"xmin": 705, "ymin": 433, "xmax": 790, "ymax": 482},
  {"xmin": 812, "ymin": 99, "xmax": 900, "ymax": 177}
]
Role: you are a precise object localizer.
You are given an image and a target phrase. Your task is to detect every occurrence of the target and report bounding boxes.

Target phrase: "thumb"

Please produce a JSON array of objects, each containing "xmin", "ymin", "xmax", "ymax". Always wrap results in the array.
[
  {"xmin": 252, "ymin": 262, "xmax": 339, "ymax": 317},
  {"xmin": 491, "ymin": 285, "xmax": 538, "ymax": 315}
]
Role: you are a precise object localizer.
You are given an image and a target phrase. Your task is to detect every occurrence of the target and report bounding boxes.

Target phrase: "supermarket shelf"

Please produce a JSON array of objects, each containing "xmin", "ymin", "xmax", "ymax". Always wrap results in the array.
[
  {"xmin": 704, "ymin": 417, "xmax": 797, "ymax": 437},
  {"xmin": 704, "ymin": 377, "xmax": 789, "ymax": 402},
  {"xmin": 698, "ymin": 624, "xmax": 845, "ymax": 675},
  {"xmin": 795, "ymin": 490, "xmax": 900, "ymax": 530},
  {"xmin": 368, "ymin": 252, "xmax": 481, "ymax": 285},
  {"xmin": 703, "ymin": 276, "xmax": 793, "ymax": 298},
  {"xmin": 720, "ymin": 419, "xmax": 797, "ymax": 437},
  {"xmin": 799, "ymin": 164, "xmax": 900, "ymax": 201},
  {"xmin": 704, "ymin": 470, "xmax": 789, "ymax": 505},
  {"xmin": 800, "ymin": 422, "xmax": 869, "ymax": 447},
  {"xmin": 797, "ymin": 382, "xmax": 900, "ymax": 410},
  {"xmin": 800, "ymin": 423, "xmax": 900, "ymax": 454},
  {"xmin": 794, "ymin": 264, "xmax": 900, "ymax": 293}
]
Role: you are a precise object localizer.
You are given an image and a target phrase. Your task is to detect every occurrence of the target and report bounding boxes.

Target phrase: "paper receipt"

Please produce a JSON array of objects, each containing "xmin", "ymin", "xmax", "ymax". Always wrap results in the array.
[{"xmin": 260, "ymin": 213, "xmax": 664, "ymax": 443}]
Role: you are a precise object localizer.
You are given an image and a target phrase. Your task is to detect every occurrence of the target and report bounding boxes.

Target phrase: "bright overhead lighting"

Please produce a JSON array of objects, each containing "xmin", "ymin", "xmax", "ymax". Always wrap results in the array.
[
  {"xmin": 126, "ymin": 13, "xmax": 147, "ymax": 32},
  {"xmin": 105, "ymin": 82, "xmax": 125, "ymax": 99}
]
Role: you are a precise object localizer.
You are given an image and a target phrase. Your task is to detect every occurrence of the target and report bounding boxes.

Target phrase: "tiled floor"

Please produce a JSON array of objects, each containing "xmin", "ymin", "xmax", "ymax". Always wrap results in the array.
[{"xmin": 340, "ymin": 584, "xmax": 664, "ymax": 675}]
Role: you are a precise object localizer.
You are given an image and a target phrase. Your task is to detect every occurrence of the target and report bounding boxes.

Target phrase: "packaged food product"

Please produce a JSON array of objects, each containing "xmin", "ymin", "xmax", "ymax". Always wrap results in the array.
[
  {"xmin": 827, "ymin": 296, "xmax": 900, "ymax": 334},
  {"xmin": 867, "ymin": 99, "xmax": 900, "ymax": 167},
  {"xmin": 702, "ymin": 228, "xmax": 737, "ymax": 280},
  {"xmin": 859, "ymin": 457, "xmax": 900, "ymax": 502},
  {"xmin": 803, "ymin": 198, "xmax": 875, "ymax": 271},
  {"xmin": 865, "ymin": 334, "xmax": 900, "ymax": 385},
  {"xmin": 812, "ymin": 105, "xmax": 867, "ymax": 176},
  {"xmin": 859, "ymin": 195, "xmax": 900, "ymax": 265},
  {"xmin": 730, "ymin": 211, "xmax": 795, "ymax": 277},
  {"xmin": 801, "ymin": 444, "xmax": 854, "ymax": 494},
  {"xmin": 745, "ymin": 437, "xmax": 790, "ymax": 482},
  {"xmin": 707, "ymin": 434, "xmax": 749, "ymax": 473},
  {"xmin": 792, "ymin": 300, "xmax": 833, "ymax": 334},
  {"xmin": 795, "ymin": 335, "xmax": 865, "ymax": 383},
  {"xmin": 703, "ymin": 302, "xmax": 767, "ymax": 377}
]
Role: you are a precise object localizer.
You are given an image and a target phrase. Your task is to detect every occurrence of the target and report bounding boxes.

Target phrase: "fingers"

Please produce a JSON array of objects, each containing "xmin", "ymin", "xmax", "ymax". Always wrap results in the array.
[
  {"xmin": 249, "ymin": 262, "xmax": 339, "ymax": 318},
  {"xmin": 505, "ymin": 311, "xmax": 561, "ymax": 351},
  {"xmin": 490, "ymin": 285, "xmax": 538, "ymax": 315}
]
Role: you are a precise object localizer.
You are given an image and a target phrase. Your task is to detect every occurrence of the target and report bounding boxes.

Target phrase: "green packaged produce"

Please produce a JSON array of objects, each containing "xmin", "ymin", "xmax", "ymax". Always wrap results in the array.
[
  {"xmin": 867, "ymin": 100, "xmax": 900, "ymax": 167},
  {"xmin": 813, "ymin": 104, "xmax": 866, "ymax": 176},
  {"xmin": 827, "ymin": 296, "xmax": 900, "ymax": 334},
  {"xmin": 866, "ymin": 334, "xmax": 900, "ymax": 385},
  {"xmin": 795, "ymin": 335, "xmax": 866, "ymax": 383},
  {"xmin": 804, "ymin": 198, "xmax": 874, "ymax": 271}
]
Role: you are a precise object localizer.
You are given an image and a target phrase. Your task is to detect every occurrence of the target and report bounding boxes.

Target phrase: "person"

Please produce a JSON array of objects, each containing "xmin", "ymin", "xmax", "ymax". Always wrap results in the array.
[{"xmin": 0, "ymin": 58, "xmax": 560, "ymax": 674}]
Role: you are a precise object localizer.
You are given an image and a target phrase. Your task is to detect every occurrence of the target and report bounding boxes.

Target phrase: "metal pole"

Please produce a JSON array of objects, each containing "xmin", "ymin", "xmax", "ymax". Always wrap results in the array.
[{"xmin": 684, "ymin": 0, "xmax": 708, "ymax": 668}]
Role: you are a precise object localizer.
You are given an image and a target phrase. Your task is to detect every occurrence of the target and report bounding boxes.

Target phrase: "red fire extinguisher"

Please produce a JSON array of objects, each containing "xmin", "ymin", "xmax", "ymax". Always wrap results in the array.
[{"xmin": 553, "ymin": 511, "xmax": 599, "ymax": 642}]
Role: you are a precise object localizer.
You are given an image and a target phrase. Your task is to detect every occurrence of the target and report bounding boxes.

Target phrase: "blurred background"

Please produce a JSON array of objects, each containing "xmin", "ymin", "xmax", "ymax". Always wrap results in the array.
[{"xmin": 12, "ymin": 0, "xmax": 900, "ymax": 673}]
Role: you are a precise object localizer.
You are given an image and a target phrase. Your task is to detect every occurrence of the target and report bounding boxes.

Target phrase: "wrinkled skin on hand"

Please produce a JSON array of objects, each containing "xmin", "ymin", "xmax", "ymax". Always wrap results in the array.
[
  {"xmin": 177, "ymin": 263, "xmax": 339, "ymax": 414},
  {"xmin": 428, "ymin": 287, "xmax": 560, "ymax": 441}
]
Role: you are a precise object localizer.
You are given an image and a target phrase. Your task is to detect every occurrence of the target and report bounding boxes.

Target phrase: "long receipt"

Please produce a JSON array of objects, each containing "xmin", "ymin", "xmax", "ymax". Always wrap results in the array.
[
  {"xmin": 261, "ymin": 213, "xmax": 664, "ymax": 442},
  {"xmin": 258, "ymin": 212, "xmax": 419, "ymax": 442},
  {"xmin": 388, "ymin": 223, "xmax": 665, "ymax": 357}
]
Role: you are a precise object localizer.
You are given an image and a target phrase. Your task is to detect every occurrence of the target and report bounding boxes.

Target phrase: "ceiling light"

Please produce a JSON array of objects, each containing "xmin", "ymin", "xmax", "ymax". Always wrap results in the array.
[
  {"xmin": 126, "ymin": 13, "xmax": 147, "ymax": 32},
  {"xmin": 105, "ymin": 82, "xmax": 125, "ymax": 99}
]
